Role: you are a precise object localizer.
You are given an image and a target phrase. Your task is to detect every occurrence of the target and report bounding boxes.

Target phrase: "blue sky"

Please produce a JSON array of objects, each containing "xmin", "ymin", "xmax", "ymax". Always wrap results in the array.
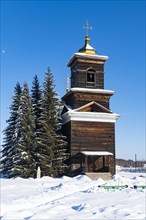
[{"xmin": 1, "ymin": 0, "xmax": 145, "ymax": 160}]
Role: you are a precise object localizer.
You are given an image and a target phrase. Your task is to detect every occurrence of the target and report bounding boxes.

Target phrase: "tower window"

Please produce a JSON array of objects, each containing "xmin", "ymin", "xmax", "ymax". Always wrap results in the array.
[
  {"xmin": 86, "ymin": 69, "xmax": 95, "ymax": 87},
  {"xmin": 87, "ymin": 73, "xmax": 95, "ymax": 82}
]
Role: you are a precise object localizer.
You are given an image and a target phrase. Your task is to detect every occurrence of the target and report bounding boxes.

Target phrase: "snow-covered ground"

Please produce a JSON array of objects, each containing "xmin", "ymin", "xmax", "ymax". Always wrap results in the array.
[{"xmin": 1, "ymin": 171, "xmax": 146, "ymax": 219}]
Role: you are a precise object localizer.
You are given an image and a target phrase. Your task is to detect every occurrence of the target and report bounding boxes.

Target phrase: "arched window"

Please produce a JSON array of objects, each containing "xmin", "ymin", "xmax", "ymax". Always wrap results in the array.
[{"xmin": 86, "ymin": 68, "xmax": 95, "ymax": 87}]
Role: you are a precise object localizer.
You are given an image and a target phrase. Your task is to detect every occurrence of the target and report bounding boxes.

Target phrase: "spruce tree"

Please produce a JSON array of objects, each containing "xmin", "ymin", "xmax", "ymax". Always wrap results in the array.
[
  {"xmin": 1, "ymin": 82, "xmax": 22, "ymax": 177},
  {"xmin": 12, "ymin": 82, "xmax": 36, "ymax": 178},
  {"xmin": 31, "ymin": 75, "xmax": 42, "ymax": 169},
  {"xmin": 31, "ymin": 75, "xmax": 42, "ymax": 128},
  {"xmin": 53, "ymin": 106, "xmax": 69, "ymax": 176},
  {"xmin": 35, "ymin": 68, "xmax": 58, "ymax": 176},
  {"xmin": 38, "ymin": 68, "xmax": 69, "ymax": 177},
  {"xmin": 1, "ymin": 70, "xmax": 69, "ymax": 178}
]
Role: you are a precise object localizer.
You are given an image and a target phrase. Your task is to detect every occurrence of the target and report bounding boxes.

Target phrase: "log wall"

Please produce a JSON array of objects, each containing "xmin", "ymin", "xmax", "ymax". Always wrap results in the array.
[
  {"xmin": 63, "ymin": 92, "xmax": 111, "ymax": 110},
  {"xmin": 71, "ymin": 62, "xmax": 104, "ymax": 89},
  {"xmin": 62, "ymin": 120, "xmax": 116, "ymax": 175}
]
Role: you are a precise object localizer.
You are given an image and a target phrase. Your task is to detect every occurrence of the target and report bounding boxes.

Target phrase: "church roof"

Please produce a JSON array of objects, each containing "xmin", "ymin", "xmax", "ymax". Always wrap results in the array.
[
  {"xmin": 78, "ymin": 36, "xmax": 98, "ymax": 55},
  {"xmin": 74, "ymin": 101, "xmax": 112, "ymax": 113},
  {"xmin": 61, "ymin": 101, "xmax": 113, "ymax": 115},
  {"xmin": 67, "ymin": 37, "xmax": 108, "ymax": 67}
]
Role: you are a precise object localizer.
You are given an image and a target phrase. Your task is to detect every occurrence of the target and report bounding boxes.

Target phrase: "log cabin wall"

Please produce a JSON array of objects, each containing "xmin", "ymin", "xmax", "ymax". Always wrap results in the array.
[
  {"xmin": 62, "ymin": 92, "xmax": 111, "ymax": 109},
  {"xmin": 70, "ymin": 121, "xmax": 115, "ymax": 175},
  {"xmin": 71, "ymin": 61, "xmax": 104, "ymax": 89}
]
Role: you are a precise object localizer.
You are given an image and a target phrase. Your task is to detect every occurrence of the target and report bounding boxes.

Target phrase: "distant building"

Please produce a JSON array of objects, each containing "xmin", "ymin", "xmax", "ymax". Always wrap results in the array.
[{"xmin": 61, "ymin": 28, "xmax": 119, "ymax": 179}]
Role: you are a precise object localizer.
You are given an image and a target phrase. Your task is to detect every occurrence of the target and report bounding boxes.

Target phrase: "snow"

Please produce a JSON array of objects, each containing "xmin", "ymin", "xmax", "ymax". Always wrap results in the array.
[
  {"xmin": 1, "ymin": 171, "xmax": 146, "ymax": 219},
  {"xmin": 69, "ymin": 87, "xmax": 114, "ymax": 95},
  {"xmin": 85, "ymin": 43, "xmax": 95, "ymax": 50},
  {"xmin": 81, "ymin": 151, "xmax": 113, "ymax": 156},
  {"xmin": 62, "ymin": 110, "xmax": 120, "ymax": 124},
  {"xmin": 74, "ymin": 52, "xmax": 109, "ymax": 61},
  {"xmin": 67, "ymin": 53, "xmax": 109, "ymax": 67}
]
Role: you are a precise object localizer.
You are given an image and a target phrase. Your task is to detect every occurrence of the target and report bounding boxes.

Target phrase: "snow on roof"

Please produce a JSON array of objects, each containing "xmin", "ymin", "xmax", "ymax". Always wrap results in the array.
[
  {"xmin": 62, "ymin": 111, "xmax": 120, "ymax": 124},
  {"xmin": 62, "ymin": 88, "xmax": 115, "ymax": 101},
  {"xmin": 67, "ymin": 53, "xmax": 108, "ymax": 66},
  {"xmin": 81, "ymin": 151, "xmax": 113, "ymax": 156},
  {"xmin": 75, "ymin": 52, "xmax": 108, "ymax": 59},
  {"xmin": 70, "ymin": 88, "xmax": 114, "ymax": 95},
  {"xmin": 85, "ymin": 43, "xmax": 95, "ymax": 50}
]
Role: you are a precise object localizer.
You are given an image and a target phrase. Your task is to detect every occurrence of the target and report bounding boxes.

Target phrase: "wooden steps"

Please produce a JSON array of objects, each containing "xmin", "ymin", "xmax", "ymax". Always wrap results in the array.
[{"xmin": 85, "ymin": 172, "xmax": 112, "ymax": 181}]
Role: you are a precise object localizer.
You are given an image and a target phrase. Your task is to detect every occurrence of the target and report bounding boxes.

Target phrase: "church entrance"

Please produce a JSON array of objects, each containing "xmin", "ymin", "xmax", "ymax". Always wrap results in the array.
[
  {"xmin": 87, "ymin": 156, "xmax": 109, "ymax": 172},
  {"xmin": 81, "ymin": 151, "xmax": 113, "ymax": 173}
]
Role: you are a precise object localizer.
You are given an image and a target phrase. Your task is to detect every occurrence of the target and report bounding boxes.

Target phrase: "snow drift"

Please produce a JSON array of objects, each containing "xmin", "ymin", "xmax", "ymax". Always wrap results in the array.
[{"xmin": 1, "ymin": 171, "xmax": 146, "ymax": 219}]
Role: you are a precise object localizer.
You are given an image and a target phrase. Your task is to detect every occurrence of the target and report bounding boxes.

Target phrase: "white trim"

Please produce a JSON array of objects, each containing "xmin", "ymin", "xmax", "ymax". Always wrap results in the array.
[
  {"xmin": 62, "ymin": 111, "xmax": 120, "ymax": 124},
  {"xmin": 64, "ymin": 88, "xmax": 114, "ymax": 96},
  {"xmin": 75, "ymin": 52, "xmax": 109, "ymax": 60},
  {"xmin": 81, "ymin": 151, "xmax": 113, "ymax": 156},
  {"xmin": 67, "ymin": 53, "xmax": 108, "ymax": 66}
]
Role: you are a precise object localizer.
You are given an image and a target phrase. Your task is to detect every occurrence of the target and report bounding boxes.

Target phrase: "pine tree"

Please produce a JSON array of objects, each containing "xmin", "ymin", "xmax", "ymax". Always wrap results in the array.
[
  {"xmin": 53, "ymin": 105, "xmax": 69, "ymax": 176},
  {"xmin": 31, "ymin": 69, "xmax": 69, "ymax": 177},
  {"xmin": 31, "ymin": 75, "xmax": 42, "ymax": 128},
  {"xmin": 1, "ymin": 82, "xmax": 22, "ymax": 177},
  {"xmin": 1, "ymin": 70, "xmax": 69, "ymax": 178},
  {"xmin": 11, "ymin": 82, "xmax": 36, "ymax": 178},
  {"xmin": 31, "ymin": 74, "xmax": 45, "ymax": 171},
  {"xmin": 35, "ymin": 68, "xmax": 58, "ymax": 176}
]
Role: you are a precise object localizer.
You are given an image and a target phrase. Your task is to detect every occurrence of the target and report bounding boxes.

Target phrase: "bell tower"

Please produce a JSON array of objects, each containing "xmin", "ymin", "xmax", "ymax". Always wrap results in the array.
[
  {"xmin": 69, "ymin": 35, "xmax": 106, "ymax": 90},
  {"xmin": 64, "ymin": 34, "xmax": 113, "ymax": 110},
  {"xmin": 62, "ymin": 22, "xmax": 120, "ymax": 179}
]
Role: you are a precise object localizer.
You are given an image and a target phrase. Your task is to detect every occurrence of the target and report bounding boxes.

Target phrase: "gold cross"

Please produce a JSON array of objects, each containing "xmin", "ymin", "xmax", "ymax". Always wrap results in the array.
[{"xmin": 83, "ymin": 20, "xmax": 92, "ymax": 36}]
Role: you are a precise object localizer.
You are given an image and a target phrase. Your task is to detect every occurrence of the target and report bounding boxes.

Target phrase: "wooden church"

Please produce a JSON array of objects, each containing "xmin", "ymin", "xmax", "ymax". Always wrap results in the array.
[{"xmin": 61, "ymin": 24, "xmax": 119, "ymax": 180}]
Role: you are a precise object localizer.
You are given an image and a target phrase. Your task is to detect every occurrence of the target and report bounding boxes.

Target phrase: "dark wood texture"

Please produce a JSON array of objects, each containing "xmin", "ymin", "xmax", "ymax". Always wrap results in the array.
[
  {"xmin": 70, "ymin": 61, "xmax": 104, "ymax": 89},
  {"xmin": 62, "ymin": 91, "xmax": 112, "ymax": 110},
  {"xmin": 62, "ymin": 121, "xmax": 116, "ymax": 175}
]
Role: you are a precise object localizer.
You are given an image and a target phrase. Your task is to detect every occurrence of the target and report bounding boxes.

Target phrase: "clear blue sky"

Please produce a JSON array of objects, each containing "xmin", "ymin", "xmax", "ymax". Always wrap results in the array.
[{"xmin": 1, "ymin": 0, "xmax": 145, "ymax": 160}]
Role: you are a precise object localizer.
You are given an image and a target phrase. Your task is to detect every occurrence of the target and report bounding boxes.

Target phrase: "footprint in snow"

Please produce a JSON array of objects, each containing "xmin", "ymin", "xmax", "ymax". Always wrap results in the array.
[
  {"xmin": 72, "ymin": 204, "xmax": 86, "ymax": 212},
  {"xmin": 99, "ymin": 207, "xmax": 107, "ymax": 212}
]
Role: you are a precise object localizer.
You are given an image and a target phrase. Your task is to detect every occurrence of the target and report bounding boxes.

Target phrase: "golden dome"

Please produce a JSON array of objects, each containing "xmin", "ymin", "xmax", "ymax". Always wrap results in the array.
[{"xmin": 78, "ymin": 36, "xmax": 97, "ymax": 55}]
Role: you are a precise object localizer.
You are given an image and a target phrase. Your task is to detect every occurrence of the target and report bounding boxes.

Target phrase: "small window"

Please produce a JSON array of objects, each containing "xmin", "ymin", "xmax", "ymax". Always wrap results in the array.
[
  {"xmin": 86, "ymin": 69, "xmax": 95, "ymax": 87},
  {"xmin": 87, "ymin": 73, "xmax": 95, "ymax": 82}
]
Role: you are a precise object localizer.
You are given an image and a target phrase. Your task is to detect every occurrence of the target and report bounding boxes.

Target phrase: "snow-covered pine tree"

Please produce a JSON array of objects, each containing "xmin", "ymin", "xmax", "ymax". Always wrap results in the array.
[
  {"xmin": 1, "ymin": 82, "xmax": 22, "ymax": 177},
  {"xmin": 12, "ymin": 82, "xmax": 36, "ymax": 178},
  {"xmin": 35, "ymin": 68, "xmax": 58, "ymax": 177},
  {"xmin": 53, "ymin": 104, "xmax": 69, "ymax": 176},
  {"xmin": 44, "ymin": 68, "xmax": 69, "ymax": 177},
  {"xmin": 31, "ymin": 70, "xmax": 69, "ymax": 177},
  {"xmin": 31, "ymin": 75, "xmax": 42, "ymax": 164},
  {"xmin": 31, "ymin": 75, "xmax": 42, "ymax": 126}
]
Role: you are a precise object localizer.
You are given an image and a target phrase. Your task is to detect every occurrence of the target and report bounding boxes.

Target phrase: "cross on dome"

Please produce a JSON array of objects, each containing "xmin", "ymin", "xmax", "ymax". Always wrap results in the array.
[
  {"xmin": 78, "ymin": 21, "xmax": 97, "ymax": 55},
  {"xmin": 83, "ymin": 20, "xmax": 92, "ymax": 36}
]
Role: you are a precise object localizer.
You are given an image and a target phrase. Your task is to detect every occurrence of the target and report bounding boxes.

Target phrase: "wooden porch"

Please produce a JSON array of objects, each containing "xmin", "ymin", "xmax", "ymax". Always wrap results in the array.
[{"xmin": 80, "ymin": 151, "xmax": 113, "ymax": 178}]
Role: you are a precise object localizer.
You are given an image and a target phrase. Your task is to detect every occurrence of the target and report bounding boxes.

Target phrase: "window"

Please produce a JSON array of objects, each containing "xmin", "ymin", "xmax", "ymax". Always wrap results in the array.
[
  {"xmin": 87, "ymin": 73, "xmax": 94, "ymax": 82},
  {"xmin": 86, "ymin": 69, "xmax": 95, "ymax": 87}
]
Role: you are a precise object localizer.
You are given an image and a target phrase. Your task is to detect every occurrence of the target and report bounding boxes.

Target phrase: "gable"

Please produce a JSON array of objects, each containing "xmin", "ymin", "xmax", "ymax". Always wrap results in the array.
[{"xmin": 74, "ymin": 101, "xmax": 112, "ymax": 113}]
